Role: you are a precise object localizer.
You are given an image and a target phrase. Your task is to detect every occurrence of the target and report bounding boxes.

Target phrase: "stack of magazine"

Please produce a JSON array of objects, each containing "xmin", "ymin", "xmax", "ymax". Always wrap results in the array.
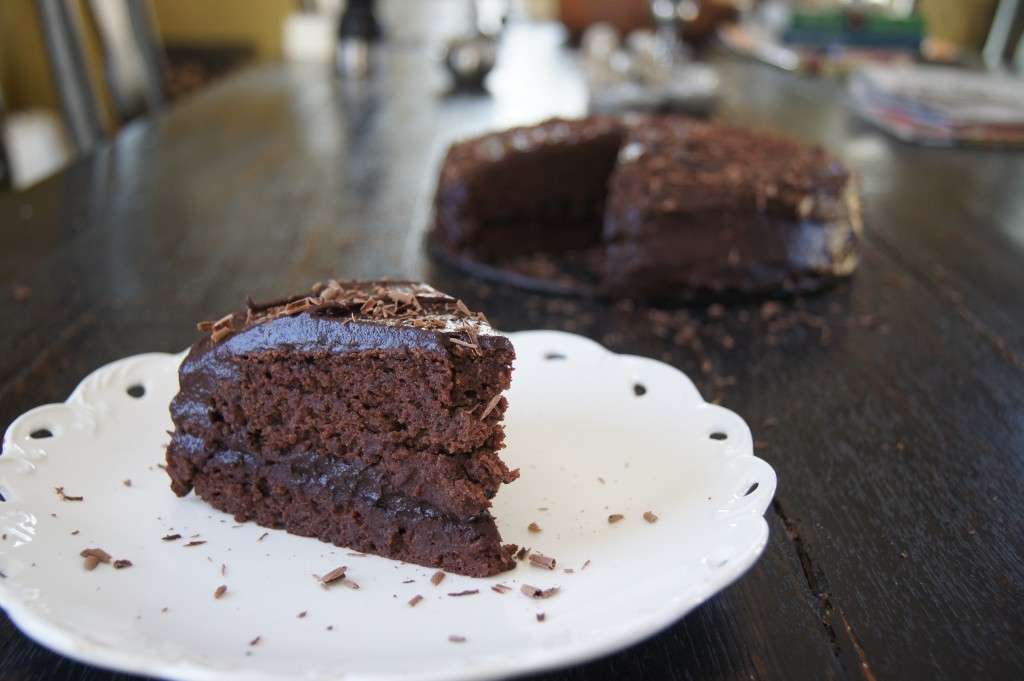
[{"xmin": 849, "ymin": 65, "xmax": 1024, "ymax": 148}]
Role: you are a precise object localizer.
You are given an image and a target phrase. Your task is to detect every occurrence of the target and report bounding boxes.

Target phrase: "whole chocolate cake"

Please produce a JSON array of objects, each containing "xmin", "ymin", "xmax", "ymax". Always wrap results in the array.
[
  {"xmin": 429, "ymin": 115, "xmax": 861, "ymax": 299},
  {"xmin": 165, "ymin": 280, "xmax": 518, "ymax": 577}
]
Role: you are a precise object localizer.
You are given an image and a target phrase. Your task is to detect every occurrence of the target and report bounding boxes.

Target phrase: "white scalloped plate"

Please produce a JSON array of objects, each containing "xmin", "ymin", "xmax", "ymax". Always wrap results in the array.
[{"xmin": 0, "ymin": 330, "xmax": 775, "ymax": 681}]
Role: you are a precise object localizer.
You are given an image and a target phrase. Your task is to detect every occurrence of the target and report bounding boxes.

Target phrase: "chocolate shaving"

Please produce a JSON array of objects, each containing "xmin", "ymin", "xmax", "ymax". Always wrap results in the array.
[
  {"xmin": 221, "ymin": 563, "xmax": 227, "ymax": 576},
  {"xmin": 480, "ymin": 394, "xmax": 502, "ymax": 420},
  {"xmin": 447, "ymin": 589, "xmax": 479, "ymax": 597},
  {"xmin": 55, "ymin": 487, "xmax": 83, "ymax": 502},
  {"xmin": 320, "ymin": 565, "xmax": 347, "ymax": 586},
  {"xmin": 448, "ymin": 635, "xmax": 466, "ymax": 643},
  {"xmin": 528, "ymin": 522, "xmax": 542, "ymax": 533},
  {"xmin": 536, "ymin": 612, "xmax": 547, "ymax": 622},
  {"xmin": 491, "ymin": 584, "xmax": 512, "ymax": 594},
  {"xmin": 430, "ymin": 571, "xmax": 446, "ymax": 586},
  {"xmin": 183, "ymin": 540, "xmax": 206, "ymax": 547},
  {"xmin": 297, "ymin": 611, "xmax": 307, "ymax": 618},
  {"xmin": 162, "ymin": 534, "xmax": 181, "ymax": 541},
  {"xmin": 210, "ymin": 326, "xmax": 232, "ymax": 343},
  {"xmin": 257, "ymin": 532, "xmax": 268, "ymax": 542},
  {"xmin": 83, "ymin": 555, "xmax": 100, "ymax": 571},
  {"xmin": 249, "ymin": 636, "xmax": 261, "ymax": 647},
  {"xmin": 608, "ymin": 514, "xmax": 625, "ymax": 524},
  {"xmin": 113, "ymin": 559, "xmax": 132, "ymax": 569},
  {"xmin": 214, "ymin": 585, "xmax": 227, "ymax": 599},
  {"xmin": 80, "ymin": 548, "xmax": 111, "ymax": 563},
  {"xmin": 528, "ymin": 552, "xmax": 557, "ymax": 570},
  {"xmin": 521, "ymin": 584, "xmax": 560, "ymax": 599},
  {"xmin": 454, "ymin": 299, "xmax": 472, "ymax": 316},
  {"xmin": 643, "ymin": 511, "xmax": 659, "ymax": 523},
  {"xmin": 70, "ymin": 530, "xmax": 79, "ymax": 536},
  {"xmin": 408, "ymin": 594, "xmax": 423, "ymax": 607},
  {"xmin": 582, "ymin": 560, "xmax": 591, "ymax": 570}
]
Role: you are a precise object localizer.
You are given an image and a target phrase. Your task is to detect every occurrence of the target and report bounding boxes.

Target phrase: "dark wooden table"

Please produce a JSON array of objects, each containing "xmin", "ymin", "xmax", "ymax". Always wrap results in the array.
[{"xmin": 2, "ymin": 18, "xmax": 1023, "ymax": 681}]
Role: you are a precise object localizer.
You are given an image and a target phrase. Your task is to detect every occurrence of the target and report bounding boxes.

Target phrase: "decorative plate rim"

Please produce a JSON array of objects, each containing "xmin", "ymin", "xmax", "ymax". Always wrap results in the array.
[{"xmin": 0, "ymin": 330, "xmax": 777, "ymax": 681}]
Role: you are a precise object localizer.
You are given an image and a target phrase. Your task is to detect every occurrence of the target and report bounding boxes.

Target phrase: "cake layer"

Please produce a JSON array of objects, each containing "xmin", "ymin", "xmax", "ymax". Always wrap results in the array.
[
  {"xmin": 167, "ymin": 431, "xmax": 515, "ymax": 518},
  {"xmin": 433, "ymin": 117, "xmax": 625, "ymax": 260},
  {"xmin": 179, "ymin": 446, "xmax": 517, "ymax": 577},
  {"xmin": 173, "ymin": 342, "xmax": 511, "ymax": 457}
]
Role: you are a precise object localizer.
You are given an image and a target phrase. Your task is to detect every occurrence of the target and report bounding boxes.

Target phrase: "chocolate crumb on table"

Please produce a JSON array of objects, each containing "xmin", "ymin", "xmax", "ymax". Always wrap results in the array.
[
  {"xmin": 430, "ymin": 571, "xmax": 446, "ymax": 586},
  {"xmin": 122, "ymin": 479, "xmax": 132, "ymax": 487},
  {"xmin": 214, "ymin": 585, "xmax": 227, "ymax": 599},
  {"xmin": 408, "ymin": 595, "xmax": 423, "ymax": 607},
  {"xmin": 608, "ymin": 514, "xmax": 625, "ymax": 524},
  {"xmin": 643, "ymin": 511, "xmax": 659, "ymax": 523},
  {"xmin": 257, "ymin": 532, "xmax": 268, "ymax": 542}
]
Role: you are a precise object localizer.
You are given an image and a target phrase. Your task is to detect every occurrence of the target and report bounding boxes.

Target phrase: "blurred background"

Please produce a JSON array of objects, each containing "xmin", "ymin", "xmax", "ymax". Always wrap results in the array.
[{"xmin": 0, "ymin": 0, "xmax": 1021, "ymax": 190}]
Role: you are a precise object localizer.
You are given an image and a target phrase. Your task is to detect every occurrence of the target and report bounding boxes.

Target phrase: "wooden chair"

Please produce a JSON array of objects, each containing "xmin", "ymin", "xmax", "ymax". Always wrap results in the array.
[{"xmin": 36, "ymin": 0, "xmax": 167, "ymax": 155}]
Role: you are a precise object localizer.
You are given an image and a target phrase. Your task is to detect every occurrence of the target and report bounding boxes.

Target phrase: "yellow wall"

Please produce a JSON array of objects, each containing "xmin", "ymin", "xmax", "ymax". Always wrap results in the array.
[
  {"xmin": 0, "ymin": 0, "xmax": 292, "ymax": 112},
  {"xmin": 151, "ymin": 0, "xmax": 293, "ymax": 60},
  {"xmin": 0, "ymin": 0, "xmax": 60, "ymax": 111}
]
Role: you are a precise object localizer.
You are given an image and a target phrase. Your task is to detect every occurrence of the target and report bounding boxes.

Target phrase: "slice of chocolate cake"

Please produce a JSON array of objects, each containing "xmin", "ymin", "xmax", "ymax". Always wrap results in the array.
[{"xmin": 165, "ymin": 281, "xmax": 518, "ymax": 577}]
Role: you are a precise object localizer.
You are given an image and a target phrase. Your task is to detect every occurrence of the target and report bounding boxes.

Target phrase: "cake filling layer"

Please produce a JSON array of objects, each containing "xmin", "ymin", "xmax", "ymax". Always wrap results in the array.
[{"xmin": 183, "ymin": 448, "xmax": 516, "ymax": 577}]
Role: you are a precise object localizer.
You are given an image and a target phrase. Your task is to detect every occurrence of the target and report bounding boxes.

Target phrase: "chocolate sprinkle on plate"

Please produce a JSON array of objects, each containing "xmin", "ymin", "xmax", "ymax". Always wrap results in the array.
[
  {"xmin": 320, "ymin": 565, "xmax": 347, "ymax": 586},
  {"xmin": 536, "ymin": 612, "xmax": 547, "ymax": 622},
  {"xmin": 55, "ymin": 487, "xmax": 83, "ymax": 502},
  {"xmin": 447, "ymin": 589, "xmax": 479, "ymax": 597},
  {"xmin": 162, "ymin": 534, "xmax": 181, "ymax": 541},
  {"xmin": 297, "ymin": 611, "xmax": 307, "ymax": 618},
  {"xmin": 183, "ymin": 540, "xmax": 206, "ymax": 547},
  {"xmin": 80, "ymin": 548, "xmax": 111, "ymax": 563},
  {"xmin": 402, "ymin": 579, "xmax": 415, "ymax": 584},
  {"xmin": 214, "ymin": 585, "xmax": 227, "ymax": 599},
  {"xmin": 608, "ymin": 514, "xmax": 625, "ymax": 524},
  {"xmin": 430, "ymin": 571, "xmax": 446, "ymax": 586},
  {"xmin": 521, "ymin": 584, "xmax": 560, "ymax": 599},
  {"xmin": 643, "ymin": 511, "xmax": 659, "ymax": 523},
  {"xmin": 528, "ymin": 552, "xmax": 557, "ymax": 570},
  {"xmin": 491, "ymin": 584, "xmax": 512, "ymax": 594},
  {"xmin": 408, "ymin": 594, "xmax": 424, "ymax": 607},
  {"xmin": 448, "ymin": 635, "xmax": 467, "ymax": 643},
  {"xmin": 257, "ymin": 532, "xmax": 268, "ymax": 542},
  {"xmin": 113, "ymin": 559, "xmax": 132, "ymax": 569},
  {"xmin": 249, "ymin": 636, "xmax": 261, "ymax": 647}
]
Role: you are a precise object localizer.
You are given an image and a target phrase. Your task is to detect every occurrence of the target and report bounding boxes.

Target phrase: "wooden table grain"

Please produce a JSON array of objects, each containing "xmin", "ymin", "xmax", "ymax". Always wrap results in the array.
[{"xmin": 1, "ymin": 20, "xmax": 1023, "ymax": 681}]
